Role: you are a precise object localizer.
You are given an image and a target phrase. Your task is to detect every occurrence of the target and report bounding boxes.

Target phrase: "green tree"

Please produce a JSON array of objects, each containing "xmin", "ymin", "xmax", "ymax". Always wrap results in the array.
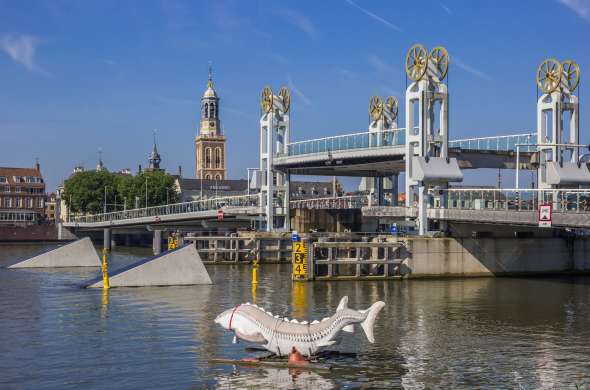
[
  {"xmin": 63, "ymin": 170, "xmax": 118, "ymax": 214},
  {"xmin": 116, "ymin": 171, "xmax": 178, "ymax": 209}
]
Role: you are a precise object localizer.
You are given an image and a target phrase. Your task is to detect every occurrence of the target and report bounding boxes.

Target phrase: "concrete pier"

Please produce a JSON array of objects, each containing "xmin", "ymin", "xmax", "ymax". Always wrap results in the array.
[
  {"xmin": 153, "ymin": 230, "xmax": 162, "ymax": 255},
  {"xmin": 9, "ymin": 237, "xmax": 100, "ymax": 268},
  {"xmin": 85, "ymin": 244, "xmax": 212, "ymax": 288},
  {"xmin": 391, "ymin": 236, "xmax": 590, "ymax": 278},
  {"xmin": 103, "ymin": 228, "xmax": 111, "ymax": 251}
]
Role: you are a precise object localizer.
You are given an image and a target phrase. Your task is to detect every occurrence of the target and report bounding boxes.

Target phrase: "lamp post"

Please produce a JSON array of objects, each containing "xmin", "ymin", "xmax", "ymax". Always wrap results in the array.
[
  {"xmin": 145, "ymin": 176, "xmax": 148, "ymax": 209},
  {"xmin": 104, "ymin": 186, "xmax": 108, "ymax": 214}
]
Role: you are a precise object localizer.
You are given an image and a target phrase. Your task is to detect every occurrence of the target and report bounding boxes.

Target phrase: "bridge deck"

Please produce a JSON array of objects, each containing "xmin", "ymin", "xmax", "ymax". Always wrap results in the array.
[{"xmin": 274, "ymin": 131, "xmax": 535, "ymax": 175}]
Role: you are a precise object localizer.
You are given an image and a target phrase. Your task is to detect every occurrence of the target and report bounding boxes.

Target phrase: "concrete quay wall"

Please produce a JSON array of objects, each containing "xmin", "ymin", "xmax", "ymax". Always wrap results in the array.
[{"xmin": 402, "ymin": 237, "xmax": 590, "ymax": 278}]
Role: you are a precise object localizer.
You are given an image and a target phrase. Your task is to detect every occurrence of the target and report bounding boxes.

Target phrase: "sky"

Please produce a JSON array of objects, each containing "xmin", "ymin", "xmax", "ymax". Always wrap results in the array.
[{"xmin": 1, "ymin": 0, "xmax": 589, "ymax": 192}]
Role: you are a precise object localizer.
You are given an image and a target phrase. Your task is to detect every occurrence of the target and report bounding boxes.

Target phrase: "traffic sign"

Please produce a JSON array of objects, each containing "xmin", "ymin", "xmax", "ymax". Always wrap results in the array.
[
  {"xmin": 390, "ymin": 223, "xmax": 398, "ymax": 234},
  {"xmin": 291, "ymin": 231, "xmax": 299, "ymax": 242},
  {"xmin": 538, "ymin": 203, "xmax": 552, "ymax": 228},
  {"xmin": 217, "ymin": 208, "xmax": 224, "ymax": 221}
]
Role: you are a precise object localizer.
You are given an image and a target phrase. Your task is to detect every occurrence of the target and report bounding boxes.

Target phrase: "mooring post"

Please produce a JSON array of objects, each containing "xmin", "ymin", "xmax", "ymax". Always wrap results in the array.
[
  {"xmin": 153, "ymin": 230, "xmax": 162, "ymax": 255},
  {"xmin": 103, "ymin": 228, "xmax": 112, "ymax": 252}
]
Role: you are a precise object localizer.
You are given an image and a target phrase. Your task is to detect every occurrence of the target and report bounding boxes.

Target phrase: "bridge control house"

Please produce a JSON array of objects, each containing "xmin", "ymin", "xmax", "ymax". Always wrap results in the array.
[{"xmin": 0, "ymin": 164, "xmax": 46, "ymax": 225}]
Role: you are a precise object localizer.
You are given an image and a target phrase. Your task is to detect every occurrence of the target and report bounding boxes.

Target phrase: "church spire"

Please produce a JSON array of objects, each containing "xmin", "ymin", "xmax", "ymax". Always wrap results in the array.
[
  {"xmin": 148, "ymin": 129, "xmax": 162, "ymax": 171},
  {"xmin": 207, "ymin": 62, "xmax": 213, "ymax": 88}
]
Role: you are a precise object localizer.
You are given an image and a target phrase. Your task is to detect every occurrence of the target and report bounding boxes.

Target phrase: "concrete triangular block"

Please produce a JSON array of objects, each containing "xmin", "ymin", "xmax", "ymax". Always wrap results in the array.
[
  {"xmin": 9, "ymin": 237, "xmax": 100, "ymax": 268},
  {"xmin": 85, "ymin": 244, "xmax": 212, "ymax": 288}
]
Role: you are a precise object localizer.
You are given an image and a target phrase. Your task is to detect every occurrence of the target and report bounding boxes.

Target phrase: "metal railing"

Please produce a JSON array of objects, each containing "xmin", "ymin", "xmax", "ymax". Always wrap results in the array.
[
  {"xmin": 286, "ymin": 129, "xmax": 405, "ymax": 156},
  {"xmin": 449, "ymin": 133, "xmax": 536, "ymax": 152},
  {"xmin": 438, "ymin": 188, "xmax": 590, "ymax": 213},
  {"xmin": 68, "ymin": 194, "xmax": 261, "ymax": 224},
  {"xmin": 290, "ymin": 195, "xmax": 370, "ymax": 209},
  {"xmin": 285, "ymin": 130, "xmax": 536, "ymax": 157}
]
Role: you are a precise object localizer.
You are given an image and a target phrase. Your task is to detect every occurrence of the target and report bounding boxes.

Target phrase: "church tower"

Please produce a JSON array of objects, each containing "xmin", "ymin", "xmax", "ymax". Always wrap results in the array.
[{"xmin": 195, "ymin": 67, "xmax": 226, "ymax": 180}]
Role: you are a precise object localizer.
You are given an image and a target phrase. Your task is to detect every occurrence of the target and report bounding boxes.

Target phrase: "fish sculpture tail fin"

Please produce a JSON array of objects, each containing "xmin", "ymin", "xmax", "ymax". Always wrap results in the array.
[
  {"xmin": 336, "ymin": 296, "xmax": 349, "ymax": 311},
  {"xmin": 359, "ymin": 301, "xmax": 385, "ymax": 343}
]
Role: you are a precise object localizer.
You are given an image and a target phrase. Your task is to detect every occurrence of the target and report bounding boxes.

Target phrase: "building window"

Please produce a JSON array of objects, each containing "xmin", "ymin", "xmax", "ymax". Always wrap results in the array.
[
  {"xmin": 205, "ymin": 148, "xmax": 212, "ymax": 168},
  {"xmin": 209, "ymin": 103, "xmax": 215, "ymax": 119},
  {"xmin": 215, "ymin": 148, "xmax": 222, "ymax": 168},
  {"xmin": 0, "ymin": 176, "xmax": 6, "ymax": 183},
  {"xmin": 205, "ymin": 174, "xmax": 211, "ymax": 180},
  {"xmin": 38, "ymin": 198, "xmax": 44, "ymax": 208},
  {"xmin": 204, "ymin": 103, "xmax": 209, "ymax": 119},
  {"xmin": 215, "ymin": 174, "xmax": 222, "ymax": 180}
]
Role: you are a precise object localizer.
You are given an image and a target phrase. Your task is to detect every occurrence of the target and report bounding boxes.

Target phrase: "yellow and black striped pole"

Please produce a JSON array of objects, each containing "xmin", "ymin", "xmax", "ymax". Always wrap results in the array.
[{"xmin": 101, "ymin": 247, "xmax": 110, "ymax": 289}]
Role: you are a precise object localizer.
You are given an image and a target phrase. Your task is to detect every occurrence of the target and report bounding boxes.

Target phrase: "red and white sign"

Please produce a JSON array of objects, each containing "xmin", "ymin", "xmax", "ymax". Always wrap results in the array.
[
  {"xmin": 217, "ymin": 208, "xmax": 224, "ymax": 221},
  {"xmin": 538, "ymin": 203, "xmax": 552, "ymax": 228}
]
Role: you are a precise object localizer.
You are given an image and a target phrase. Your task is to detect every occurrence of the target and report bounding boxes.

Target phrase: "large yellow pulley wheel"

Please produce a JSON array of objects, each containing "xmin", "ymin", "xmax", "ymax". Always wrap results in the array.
[
  {"xmin": 385, "ymin": 96, "xmax": 398, "ymax": 120},
  {"xmin": 261, "ymin": 86, "xmax": 273, "ymax": 113},
  {"xmin": 536, "ymin": 58, "xmax": 562, "ymax": 94},
  {"xmin": 429, "ymin": 46, "xmax": 449, "ymax": 81},
  {"xmin": 278, "ymin": 86, "xmax": 291, "ymax": 113},
  {"xmin": 369, "ymin": 95, "xmax": 383, "ymax": 121},
  {"xmin": 405, "ymin": 43, "xmax": 428, "ymax": 81},
  {"xmin": 561, "ymin": 60, "xmax": 580, "ymax": 92}
]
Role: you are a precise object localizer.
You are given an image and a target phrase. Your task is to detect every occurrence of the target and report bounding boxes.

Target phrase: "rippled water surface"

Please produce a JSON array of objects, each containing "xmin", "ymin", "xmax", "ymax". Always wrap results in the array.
[{"xmin": 1, "ymin": 243, "xmax": 589, "ymax": 389}]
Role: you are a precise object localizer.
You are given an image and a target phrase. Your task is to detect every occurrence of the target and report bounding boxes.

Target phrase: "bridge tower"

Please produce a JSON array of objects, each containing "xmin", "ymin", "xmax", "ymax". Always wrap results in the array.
[
  {"xmin": 364, "ymin": 96, "xmax": 399, "ymax": 205},
  {"xmin": 535, "ymin": 58, "xmax": 586, "ymax": 189},
  {"xmin": 258, "ymin": 86, "xmax": 291, "ymax": 232},
  {"xmin": 404, "ymin": 44, "xmax": 463, "ymax": 235}
]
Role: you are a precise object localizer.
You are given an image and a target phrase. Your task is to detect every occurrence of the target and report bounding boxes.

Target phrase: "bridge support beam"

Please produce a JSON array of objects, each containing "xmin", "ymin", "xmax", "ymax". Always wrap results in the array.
[
  {"xmin": 391, "ymin": 174, "xmax": 399, "ymax": 206},
  {"xmin": 376, "ymin": 177, "xmax": 384, "ymax": 206},
  {"xmin": 417, "ymin": 185, "xmax": 428, "ymax": 235},
  {"xmin": 103, "ymin": 228, "xmax": 111, "ymax": 251},
  {"xmin": 153, "ymin": 230, "xmax": 162, "ymax": 255}
]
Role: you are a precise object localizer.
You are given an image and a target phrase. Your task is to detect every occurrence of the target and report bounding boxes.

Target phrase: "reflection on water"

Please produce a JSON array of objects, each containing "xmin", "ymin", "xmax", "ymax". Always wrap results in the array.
[{"xmin": 0, "ymin": 243, "xmax": 589, "ymax": 389}]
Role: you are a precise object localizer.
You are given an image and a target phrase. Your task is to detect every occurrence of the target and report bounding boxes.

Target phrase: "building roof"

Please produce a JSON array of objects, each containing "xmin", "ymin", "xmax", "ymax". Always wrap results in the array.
[
  {"xmin": 177, "ymin": 178, "xmax": 248, "ymax": 192},
  {"xmin": 0, "ymin": 167, "xmax": 44, "ymax": 185}
]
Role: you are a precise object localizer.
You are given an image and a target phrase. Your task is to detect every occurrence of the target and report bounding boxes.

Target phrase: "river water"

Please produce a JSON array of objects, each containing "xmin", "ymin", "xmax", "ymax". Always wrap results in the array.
[{"xmin": 0, "ymin": 243, "xmax": 588, "ymax": 389}]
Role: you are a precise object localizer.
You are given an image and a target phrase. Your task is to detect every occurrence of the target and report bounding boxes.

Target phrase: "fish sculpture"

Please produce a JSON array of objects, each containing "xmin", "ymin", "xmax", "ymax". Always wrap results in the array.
[{"xmin": 214, "ymin": 296, "xmax": 385, "ymax": 357}]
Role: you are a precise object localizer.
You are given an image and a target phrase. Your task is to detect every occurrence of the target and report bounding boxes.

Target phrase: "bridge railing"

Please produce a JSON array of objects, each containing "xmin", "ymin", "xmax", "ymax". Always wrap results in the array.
[
  {"xmin": 449, "ymin": 133, "xmax": 536, "ymax": 152},
  {"xmin": 286, "ymin": 129, "xmax": 405, "ymax": 156},
  {"xmin": 68, "ymin": 194, "xmax": 261, "ymax": 224},
  {"xmin": 438, "ymin": 188, "xmax": 590, "ymax": 213},
  {"xmin": 290, "ymin": 195, "xmax": 370, "ymax": 209}
]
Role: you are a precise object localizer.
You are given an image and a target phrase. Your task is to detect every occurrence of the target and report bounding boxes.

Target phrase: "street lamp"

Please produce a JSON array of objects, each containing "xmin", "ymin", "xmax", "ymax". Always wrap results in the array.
[
  {"xmin": 145, "ymin": 176, "xmax": 148, "ymax": 208},
  {"xmin": 104, "ymin": 186, "xmax": 108, "ymax": 214}
]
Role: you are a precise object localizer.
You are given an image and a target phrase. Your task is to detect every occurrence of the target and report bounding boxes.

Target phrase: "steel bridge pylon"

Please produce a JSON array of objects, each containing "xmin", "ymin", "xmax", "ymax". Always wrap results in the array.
[
  {"xmin": 535, "ymin": 58, "xmax": 587, "ymax": 190},
  {"xmin": 258, "ymin": 86, "xmax": 291, "ymax": 232},
  {"xmin": 404, "ymin": 44, "xmax": 463, "ymax": 235}
]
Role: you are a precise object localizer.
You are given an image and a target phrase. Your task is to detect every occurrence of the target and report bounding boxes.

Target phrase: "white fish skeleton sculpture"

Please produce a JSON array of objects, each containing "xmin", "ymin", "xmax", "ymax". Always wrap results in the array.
[{"xmin": 214, "ymin": 296, "xmax": 385, "ymax": 357}]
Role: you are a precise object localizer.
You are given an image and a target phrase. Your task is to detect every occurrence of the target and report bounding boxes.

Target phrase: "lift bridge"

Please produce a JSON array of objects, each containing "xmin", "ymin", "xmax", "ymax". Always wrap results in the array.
[{"xmin": 63, "ymin": 45, "xmax": 589, "ymax": 235}]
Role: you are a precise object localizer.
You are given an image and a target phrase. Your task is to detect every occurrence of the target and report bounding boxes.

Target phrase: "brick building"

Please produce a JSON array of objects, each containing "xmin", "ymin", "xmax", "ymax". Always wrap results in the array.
[
  {"xmin": 0, "ymin": 163, "xmax": 46, "ymax": 225},
  {"xmin": 195, "ymin": 68, "xmax": 226, "ymax": 181}
]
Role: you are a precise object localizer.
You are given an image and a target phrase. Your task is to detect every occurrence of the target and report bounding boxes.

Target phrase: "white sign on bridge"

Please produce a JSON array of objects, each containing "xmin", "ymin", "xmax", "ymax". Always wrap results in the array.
[{"xmin": 538, "ymin": 203, "xmax": 552, "ymax": 228}]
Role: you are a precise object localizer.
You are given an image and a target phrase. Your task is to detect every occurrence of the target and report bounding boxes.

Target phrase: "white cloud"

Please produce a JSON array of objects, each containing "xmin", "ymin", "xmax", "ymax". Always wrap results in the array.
[
  {"xmin": 277, "ymin": 9, "xmax": 316, "ymax": 37},
  {"xmin": 368, "ymin": 54, "xmax": 394, "ymax": 73},
  {"xmin": 440, "ymin": 2, "xmax": 452, "ymax": 15},
  {"xmin": 335, "ymin": 67, "xmax": 356, "ymax": 79},
  {"xmin": 0, "ymin": 34, "xmax": 41, "ymax": 71},
  {"xmin": 345, "ymin": 0, "xmax": 402, "ymax": 32},
  {"xmin": 453, "ymin": 57, "xmax": 492, "ymax": 81},
  {"xmin": 559, "ymin": 0, "xmax": 590, "ymax": 22},
  {"xmin": 287, "ymin": 75, "xmax": 312, "ymax": 106}
]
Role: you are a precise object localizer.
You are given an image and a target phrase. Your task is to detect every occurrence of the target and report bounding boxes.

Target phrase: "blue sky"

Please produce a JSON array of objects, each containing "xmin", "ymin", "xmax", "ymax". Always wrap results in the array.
[{"xmin": 1, "ymin": 0, "xmax": 589, "ymax": 191}]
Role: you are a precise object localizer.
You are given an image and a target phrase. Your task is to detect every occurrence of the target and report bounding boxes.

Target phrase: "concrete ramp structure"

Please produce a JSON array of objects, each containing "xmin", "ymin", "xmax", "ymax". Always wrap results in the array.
[
  {"xmin": 85, "ymin": 244, "xmax": 212, "ymax": 288},
  {"xmin": 9, "ymin": 237, "xmax": 100, "ymax": 268}
]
